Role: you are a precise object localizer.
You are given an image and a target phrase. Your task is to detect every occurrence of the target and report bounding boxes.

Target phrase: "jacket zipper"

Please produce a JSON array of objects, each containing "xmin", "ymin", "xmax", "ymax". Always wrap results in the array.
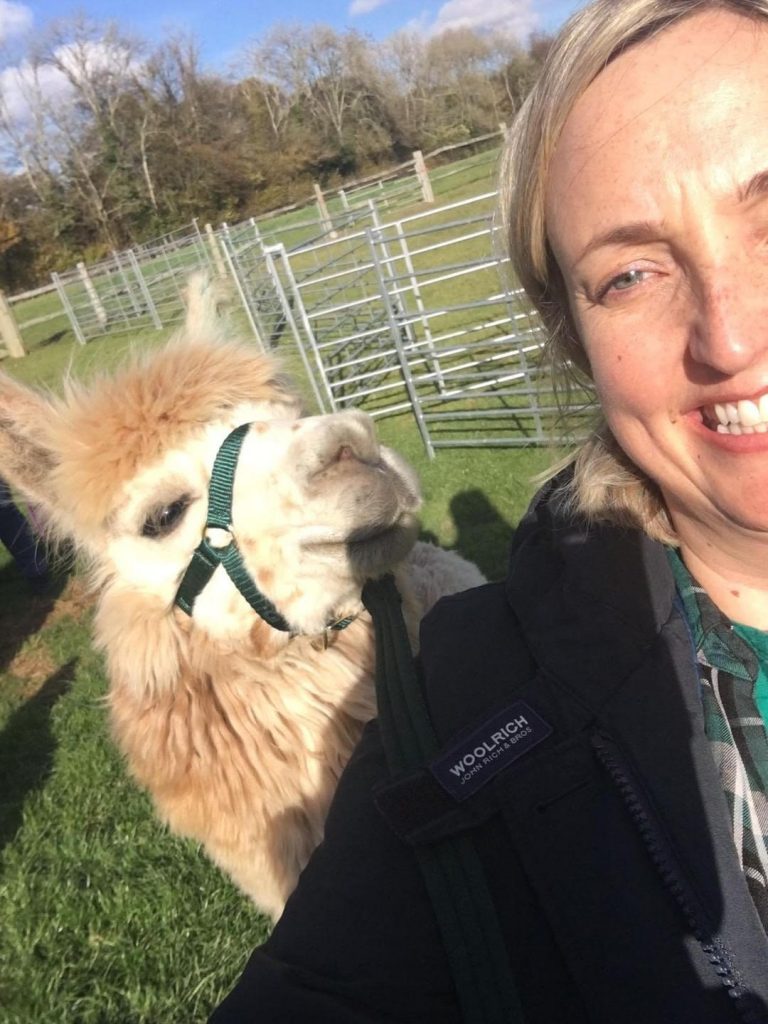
[{"xmin": 591, "ymin": 730, "xmax": 765, "ymax": 1024}]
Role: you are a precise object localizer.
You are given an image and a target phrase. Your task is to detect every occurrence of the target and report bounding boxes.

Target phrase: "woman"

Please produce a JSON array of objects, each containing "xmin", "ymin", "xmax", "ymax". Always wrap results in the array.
[
  {"xmin": 210, "ymin": 1, "xmax": 768, "ymax": 1020},
  {"xmin": 0, "ymin": 477, "xmax": 48, "ymax": 586}
]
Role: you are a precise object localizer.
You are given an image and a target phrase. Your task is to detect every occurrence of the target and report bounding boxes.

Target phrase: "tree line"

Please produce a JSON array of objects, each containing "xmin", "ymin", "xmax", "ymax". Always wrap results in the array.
[{"xmin": 0, "ymin": 17, "xmax": 552, "ymax": 291}]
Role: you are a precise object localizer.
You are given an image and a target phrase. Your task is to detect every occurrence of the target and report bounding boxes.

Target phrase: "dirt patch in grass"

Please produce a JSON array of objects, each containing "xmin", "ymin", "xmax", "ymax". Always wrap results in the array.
[
  {"xmin": 0, "ymin": 574, "xmax": 94, "ymax": 695},
  {"xmin": 44, "ymin": 575, "xmax": 94, "ymax": 626},
  {"xmin": 11, "ymin": 646, "xmax": 58, "ymax": 691},
  {"xmin": 0, "ymin": 574, "xmax": 91, "ymax": 645}
]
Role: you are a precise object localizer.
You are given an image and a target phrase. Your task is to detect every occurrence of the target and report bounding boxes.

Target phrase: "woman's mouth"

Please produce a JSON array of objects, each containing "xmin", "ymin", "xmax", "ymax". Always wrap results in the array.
[{"xmin": 702, "ymin": 395, "xmax": 768, "ymax": 435}]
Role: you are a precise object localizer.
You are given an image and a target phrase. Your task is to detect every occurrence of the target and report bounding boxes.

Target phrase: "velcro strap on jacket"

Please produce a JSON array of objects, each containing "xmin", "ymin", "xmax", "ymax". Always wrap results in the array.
[{"xmin": 375, "ymin": 768, "xmax": 500, "ymax": 846}]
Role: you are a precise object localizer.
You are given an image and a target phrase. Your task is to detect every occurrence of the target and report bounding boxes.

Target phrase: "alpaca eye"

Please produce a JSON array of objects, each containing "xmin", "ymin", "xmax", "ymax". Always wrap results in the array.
[{"xmin": 141, "ymin": 497, "xmax": 190, "ymax": 538}]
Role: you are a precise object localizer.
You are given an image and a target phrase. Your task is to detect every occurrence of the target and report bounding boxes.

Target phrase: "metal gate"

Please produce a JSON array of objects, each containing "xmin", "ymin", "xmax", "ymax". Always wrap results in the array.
[
  {"xmin": 52, "ymin": 189, "xmax": 588, "ymax": 457},
  {"xmin": 262, "ymin": 192, "xmax": 585, "ymax": 457}
]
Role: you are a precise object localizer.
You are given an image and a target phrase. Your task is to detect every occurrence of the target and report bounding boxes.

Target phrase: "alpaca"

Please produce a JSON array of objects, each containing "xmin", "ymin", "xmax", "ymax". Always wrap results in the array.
[{"xmin": 0, "ymin": 278, "xmax": 483, "ymax": 918}]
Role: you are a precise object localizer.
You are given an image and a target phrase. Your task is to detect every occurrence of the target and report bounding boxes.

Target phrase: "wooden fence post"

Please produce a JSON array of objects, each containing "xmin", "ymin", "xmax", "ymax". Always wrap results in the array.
[
  {"xmin": 77, "ymin": 261, "xmax": 108, "ymax": 328},
  {"xmin": 204, "ymin": 222, "xmax": 228, "ymax": 279},
  {"xmin": 313, "ymin": 183, "xmax": 338, "ymax": 238},
  {"xmin": 0, "ymin": 290, "xmax": 26, "ymax": 357},
  {"xmin": 413, "ymin": 150, "xmax": 434, "ymax": 203}
]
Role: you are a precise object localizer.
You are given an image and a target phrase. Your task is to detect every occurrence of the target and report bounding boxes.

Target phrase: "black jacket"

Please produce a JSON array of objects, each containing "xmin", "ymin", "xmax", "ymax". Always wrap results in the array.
[{"xmin": 210, "ymin": 490, "xmax": 768, "ymax": 1023}]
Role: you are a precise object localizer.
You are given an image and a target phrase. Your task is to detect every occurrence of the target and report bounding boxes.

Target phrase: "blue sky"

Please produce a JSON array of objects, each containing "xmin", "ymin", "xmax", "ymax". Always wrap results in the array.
[{"xmin": 6, "ymin": 0, "xmax": 585, "ymax": 70}]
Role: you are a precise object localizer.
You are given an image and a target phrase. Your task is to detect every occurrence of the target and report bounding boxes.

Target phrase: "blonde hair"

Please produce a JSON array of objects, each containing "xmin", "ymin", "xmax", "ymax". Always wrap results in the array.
[{"xmin": 502, "ymin": 0, "xmax": 768, "ymax": 541}]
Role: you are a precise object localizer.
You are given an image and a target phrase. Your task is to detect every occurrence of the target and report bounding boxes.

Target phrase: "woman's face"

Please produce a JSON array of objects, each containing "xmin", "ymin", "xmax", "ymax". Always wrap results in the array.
[{"xmin": 546, "ymin": 10, "xmax": 768, "ymax": 542}]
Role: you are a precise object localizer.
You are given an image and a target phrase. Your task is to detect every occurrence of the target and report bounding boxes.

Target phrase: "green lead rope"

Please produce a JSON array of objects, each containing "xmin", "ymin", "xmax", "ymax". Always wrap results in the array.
[{"xmin": 362, "ymin": 575, "xmax": 525, "ymax": 1024}]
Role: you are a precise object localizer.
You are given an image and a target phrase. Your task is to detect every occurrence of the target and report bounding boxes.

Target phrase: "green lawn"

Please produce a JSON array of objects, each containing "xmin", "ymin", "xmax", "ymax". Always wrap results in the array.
[{"xmin": 0, "ymin": 140, "xmax": 561, "ymax": 1023}]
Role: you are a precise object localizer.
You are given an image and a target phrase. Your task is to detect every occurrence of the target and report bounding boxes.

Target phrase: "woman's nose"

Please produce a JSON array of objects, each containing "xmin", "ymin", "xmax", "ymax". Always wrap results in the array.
[{"xmin": 688, "ymin": 270, "xmax": 767, "ymax": 376}]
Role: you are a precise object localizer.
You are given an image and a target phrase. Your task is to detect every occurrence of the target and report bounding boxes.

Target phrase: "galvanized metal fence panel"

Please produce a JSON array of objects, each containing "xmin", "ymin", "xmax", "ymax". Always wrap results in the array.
[
  {"xmin": 333, "ymin": 169, "xmax": 423, "ymax": 219},
  {"xmin": 51, "ymin": 224, "xmax": 214, "ymax": 343},
  {"xmin": 428, "ymin": 145, "xmax": 502, "ymax": 201},
  {"xmin": 50, "ymin": 191, "xmax": 408, "ymax": 348},
  {"xmin": 43, "ymin": 170, "xmax": 587, "ymax": 457},
  {"xmin": 264, "ymin": 217, "xmax": 416, "ymax": 418},
  {"xmin": 131, "ymin": 222, "xmax": 214, "ymax": 328},
  {"xmin": 51, "ymin": 253, "xmax": 161, "ymax": 345},
  {"xmin": 261, "ymin": 190, "xmax": 590, "ymax": 456}
]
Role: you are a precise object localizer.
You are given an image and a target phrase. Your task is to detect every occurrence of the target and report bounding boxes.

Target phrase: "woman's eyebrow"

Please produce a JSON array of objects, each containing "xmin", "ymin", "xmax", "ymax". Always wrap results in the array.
[
  {"xmin": 574, "ymin": 220, "xmax": 660, "ymax": 266},
  {"xmin": 573, "ymin": 172, "xmax": 768, "ymax": 269},
  {"xmin": 739, "ymin": 168, "xmax": 768, "ymax": 202}
]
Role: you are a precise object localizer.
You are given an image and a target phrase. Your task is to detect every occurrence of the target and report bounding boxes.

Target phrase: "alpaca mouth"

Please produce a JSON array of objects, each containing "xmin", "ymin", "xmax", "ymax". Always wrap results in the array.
[
  {"xmin": 345, "ymin": 513, "xmax": 419, "ymax": 576},
  {"xmin": 300, "ymin": 508, "xmax": 419, "ymax": 578},
  {"xmin": 346, "ymin": 513, "xmax": 414, "ymax": 547},
  {"xmin": 302, "ymin": 510, "xmax": 416, "ymax": 551}
]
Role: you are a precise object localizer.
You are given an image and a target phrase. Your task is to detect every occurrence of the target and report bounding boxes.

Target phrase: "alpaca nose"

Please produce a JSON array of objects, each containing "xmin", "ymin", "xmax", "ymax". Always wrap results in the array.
[{"xmin": 291, "ymin": 411, "xmax": 380, "ymax": 480}]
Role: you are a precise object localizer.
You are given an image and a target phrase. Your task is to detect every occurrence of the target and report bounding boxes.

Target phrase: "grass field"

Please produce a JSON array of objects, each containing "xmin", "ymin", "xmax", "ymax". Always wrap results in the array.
[{"xmin": 0, "ymin": 141, "xmax": 561, "ymax": 1024}]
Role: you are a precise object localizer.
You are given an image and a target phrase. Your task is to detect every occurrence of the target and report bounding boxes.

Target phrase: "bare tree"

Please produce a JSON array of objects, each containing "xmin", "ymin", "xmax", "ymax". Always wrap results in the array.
[
  {"xmin": 303, "ymin": 26, "xmax": 369, "ymax": 145},
  {"xmin": 0, "ymin": 59, "xmax": 59, "ymax": 204},
  {"xmin": 240, "ymin": 26, "xmax": 307, "ymax": 146},
  {"xmin": 0, "ymin": 11, "xmax": 547, "ymax": 289},
  {"xmin": 487, "ymin": 31, "xmax": 541, "ymax": 116},
  {"xmin": 378, "ymin": 31, "xmax": 428, "ymax": 146},
  {"xmin": 16, "ymin": 17, "xmax": 149, "ymax": 244}
]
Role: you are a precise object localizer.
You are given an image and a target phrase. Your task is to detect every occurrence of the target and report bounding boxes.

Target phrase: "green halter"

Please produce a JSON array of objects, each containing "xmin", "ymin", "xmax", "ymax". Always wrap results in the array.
[{"xmin": 174, "ymin": 423, "xmax": 355, "ymax": 636}]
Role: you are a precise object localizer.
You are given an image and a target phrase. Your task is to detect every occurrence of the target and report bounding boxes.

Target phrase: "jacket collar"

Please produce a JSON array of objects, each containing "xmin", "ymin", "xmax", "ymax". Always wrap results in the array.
[{"xmin": 505, "ymin": 482, "xmax": 676, "ymax": 712}]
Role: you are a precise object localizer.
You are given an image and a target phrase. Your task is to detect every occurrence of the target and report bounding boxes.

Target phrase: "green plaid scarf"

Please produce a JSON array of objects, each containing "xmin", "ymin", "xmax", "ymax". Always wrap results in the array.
[{"xmin": 668, "ymin": 548, "xmax": 768, "ymax": 930}]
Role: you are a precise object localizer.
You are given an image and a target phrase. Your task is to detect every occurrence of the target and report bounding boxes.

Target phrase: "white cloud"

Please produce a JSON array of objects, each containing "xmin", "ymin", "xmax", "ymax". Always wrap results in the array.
[
  {"xmin": 416, "ymin": 0, "xmax": 539, "ymax": 38},
  {"xmin": 0, "ymin": 1, "xmax": 31, "ymax": 42},
  {"xmin": 0, "ymin": 62, "xmax": 69, "ymax": 122},
  {"xmin": 0, "ymin": 41, "xmax": 141, "ymax": 124},
  {"xmin": 349, "ymin": 0, "xmax": 394, "ymax": 14},
  {"xmin": 55, "ymin": 39, "xmax": 141, "ymax": 82}
]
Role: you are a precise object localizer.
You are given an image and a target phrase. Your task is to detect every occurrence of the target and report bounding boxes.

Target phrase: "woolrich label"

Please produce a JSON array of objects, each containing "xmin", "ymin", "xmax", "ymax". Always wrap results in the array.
[{"xmin": 430, "ymin": 700, "xmax": 552, "ymax": 802}]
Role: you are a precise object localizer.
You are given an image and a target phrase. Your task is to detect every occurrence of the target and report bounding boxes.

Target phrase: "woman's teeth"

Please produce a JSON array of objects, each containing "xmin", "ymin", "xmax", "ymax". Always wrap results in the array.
[{"xmin": 712, "ymin": 396, "xmax": 768, "ymax": 434}]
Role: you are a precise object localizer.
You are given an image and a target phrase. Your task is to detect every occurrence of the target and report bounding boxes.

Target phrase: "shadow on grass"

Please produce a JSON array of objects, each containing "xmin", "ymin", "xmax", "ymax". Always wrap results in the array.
[
  {"xmin": 36, "ymin": 328, "xmax": 68, "ymax": 348},
  {"xmin": 0, "ymin": 658, "xmax": 76, "ymax": 855},
  {"xmin": 421, "ymin": 488, "xmax": 515, "ymax": 581},
  {"xmin": 0, "ymin": 561, "xmax": 70, "ymax": 675}
]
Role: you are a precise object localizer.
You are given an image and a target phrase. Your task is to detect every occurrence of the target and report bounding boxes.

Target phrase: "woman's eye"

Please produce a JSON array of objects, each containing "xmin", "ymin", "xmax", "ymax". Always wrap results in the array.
[
  {"xmin": 601, "ymin": 268, "xmax": 648, "ymax": 298},
  {"xmin": 141, "ymin": 497, "xmax": 190, "ymax": 539}
]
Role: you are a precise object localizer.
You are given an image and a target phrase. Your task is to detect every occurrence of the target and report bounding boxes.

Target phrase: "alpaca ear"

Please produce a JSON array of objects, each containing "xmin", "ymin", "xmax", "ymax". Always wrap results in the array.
[
  {"xmin": 0, "ymin": 371, "xmax": 59, "ymax": 510},
  {"xmin": 182, "ymin": 272, "xmax": 229, "ymax": 339}
]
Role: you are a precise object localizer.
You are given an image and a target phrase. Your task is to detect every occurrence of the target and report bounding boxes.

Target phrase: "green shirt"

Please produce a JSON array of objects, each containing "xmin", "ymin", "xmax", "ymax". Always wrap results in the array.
[
  {"xmin": 732, "ymin": 622, "xmax": 768, "ymax": 728},
  {"xmin": 667, "ymin": 547, "xmax": 768, "ymax": 930}
]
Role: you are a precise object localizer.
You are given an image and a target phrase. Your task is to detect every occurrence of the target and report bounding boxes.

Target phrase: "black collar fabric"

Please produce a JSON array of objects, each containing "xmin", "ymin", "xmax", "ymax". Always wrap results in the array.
[{"xmin": 501, "ymin": 479, "xmax": 768, "ymax": 997}]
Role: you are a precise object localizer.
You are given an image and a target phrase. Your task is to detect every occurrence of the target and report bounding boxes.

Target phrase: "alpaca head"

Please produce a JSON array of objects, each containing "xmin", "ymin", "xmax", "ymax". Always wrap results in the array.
[{"xmin": 0, "ymin": 276, "xmax": 420, "ymax": 689}]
